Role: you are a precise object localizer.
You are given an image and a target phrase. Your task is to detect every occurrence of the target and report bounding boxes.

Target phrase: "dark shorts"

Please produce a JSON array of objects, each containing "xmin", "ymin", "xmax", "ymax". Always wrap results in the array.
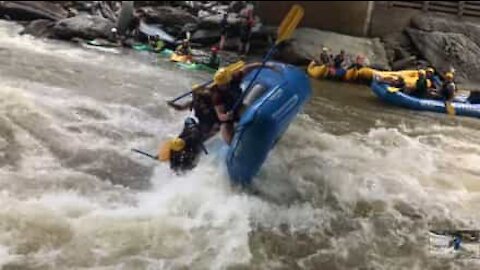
[{"xmin": 442, "ymin": 88, "xmax": 455, "ymax": 100}]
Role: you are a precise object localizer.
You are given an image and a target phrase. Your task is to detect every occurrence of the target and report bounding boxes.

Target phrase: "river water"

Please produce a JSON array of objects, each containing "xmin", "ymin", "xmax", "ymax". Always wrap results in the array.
[{"xmin": 0, "ymin": 20, "xmax": 479, "ymax": 270}]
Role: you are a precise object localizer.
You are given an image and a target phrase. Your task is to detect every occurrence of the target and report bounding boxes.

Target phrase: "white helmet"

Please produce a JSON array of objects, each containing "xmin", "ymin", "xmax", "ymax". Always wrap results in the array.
[{"xmin": 111, "ymin": 28, "xmax": 118, "ymax": 33}]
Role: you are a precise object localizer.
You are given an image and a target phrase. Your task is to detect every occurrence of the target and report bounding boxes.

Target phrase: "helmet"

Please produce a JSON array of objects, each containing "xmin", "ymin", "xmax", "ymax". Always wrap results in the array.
[
  {"xmin": 211, "ymin": 46, "xmax": 219, "ymax": 53},
  {"xmin": 445, "ymin": 72, "xmax": 454, "ymax": 80},
  {"xmin": 322, "ymin": 47, "xmax": 328, "ymax": 52},
  {"xmin": 111, "ymin": 28, "xmax": 118, "ymax": 33},
  {"xmin": 184, "ymin": 117, "xmax": 197, "ymax": 127},
  {"xmin": 213, "ymin": 68, "xmax": 232, "ymax": 86},
  {"xmin": 426, "ymin": 67, "xmax": 434, "ymax": 73},
  {"xmin": 183, "ymin": 39, "xmax": 189, "ymax": 43},
  {"xmin": 418, "ymin": 69, "xmax": 426, "ymax": 76},
  {"xmin": 170, "ymin": 138, "xmax": 185, "ymax": 152}
]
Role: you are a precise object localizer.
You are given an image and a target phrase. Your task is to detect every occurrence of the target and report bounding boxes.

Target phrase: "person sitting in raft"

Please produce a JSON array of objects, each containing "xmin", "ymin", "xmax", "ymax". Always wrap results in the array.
[
  {"xmin": 348, "ymin": 55, "xmax": 366, "ymax": 70},
  {"xmin": 175, "ymin": 39, "xmax": 193, "ymax": 58},
  {"xmin": 162, "ymin": 118, "xmax": 207, "ymax": 172},
  {"xmin": 313, "ymin": 47, "xmax": 332, "ymax": 66},
  {"xmin": 441, "ymin": 72, "xmax": 456, "ymax": 102},
  {"xmin": 203, "ymin": 46, "xmax": 221, "ymax": 70},
  {"xmin": 333, "ymin": 50, "xmax": 346, "ymax": 69},
  {"xmin": 167, "ymin": 85, "xmax": 220, "ymax": 139},
  {"xmin": 426, "ymin": 67, "xmax": 441, "ymax": 90},
  {"xmin": 207, "ymin": 62, "xmax": 278, "ymax": 144},
  {"xmin": 410, "ymin": 70, "xmax": 429, "ymax": 98}
]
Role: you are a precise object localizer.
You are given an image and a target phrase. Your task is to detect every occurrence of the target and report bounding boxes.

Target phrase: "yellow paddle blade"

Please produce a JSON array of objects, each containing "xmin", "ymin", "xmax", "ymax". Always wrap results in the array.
[
  {"xmin": 158, "ymin": 141, "xmax": 171, "ymax": 162},
  {"xmin": 445, "ymin": 102, "xmax": 456, "ymax": 115},
  {"xmin": 387, "ymin": 86, "xmax": 400, "ymax": 93},
  {"xmin": 276, "ymin": 4, "xmax": 304, "ymax": 45},
  {"xmin": 225, "ymin": 60, "xmax": 246, "ymax": 73}
]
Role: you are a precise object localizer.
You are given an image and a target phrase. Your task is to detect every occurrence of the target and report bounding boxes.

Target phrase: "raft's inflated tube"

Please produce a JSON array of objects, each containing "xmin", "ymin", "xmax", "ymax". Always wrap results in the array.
[
  {"xmin": 371, "ymin": 79, "xmax": 480, "ymax": 118},
  {"xmin": 227, "ymin": 62, "xmax": 311, "ymax": 185},
  {"xmin": 307, "ymin": 61, "xmax": 375, "ymax": 83}
]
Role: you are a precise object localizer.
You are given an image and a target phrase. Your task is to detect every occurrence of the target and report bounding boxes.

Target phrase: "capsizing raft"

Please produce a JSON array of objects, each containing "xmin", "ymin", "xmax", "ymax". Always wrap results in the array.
[{"xmin": 226, "ymin": 62, "xmax": 312, "ymax": 185}]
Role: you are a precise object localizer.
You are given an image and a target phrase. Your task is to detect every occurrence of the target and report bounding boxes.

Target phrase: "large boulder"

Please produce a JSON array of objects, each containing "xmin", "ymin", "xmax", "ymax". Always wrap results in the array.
[
  {"xmin": 20, "ymin": 19, "xmax": 56, "ymax": 38},
  {"xmin": 198, "ymin": 13, "xmax": 242, "ymax": 30},
  {"xmin": 406, "ymin": 28, "xmax": 480, "ymax": 84},
  {"xmin": 411, "ymin": 14, "xmax": 480, "ymax": 47},
  {"xmin": 275, "ymin": 28, "xmax": 390, "ymax": 69},
  {"xmin": 0, "ymin": 1, "xmax": 67, "ymax": 21},
  {"xmin": 52, "ymin": 15, "xmax": 115, "ymax": 40},
  {"xmin": 136, "ymin": 6, "xmax": 199, "ymax": 27}
]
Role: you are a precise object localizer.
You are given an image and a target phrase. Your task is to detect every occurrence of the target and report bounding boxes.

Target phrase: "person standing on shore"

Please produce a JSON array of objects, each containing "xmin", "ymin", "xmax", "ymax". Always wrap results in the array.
[
  {"xmin": 219, "ymin": 13, "xmax": 229, "ymax": 50},
  {"xmin": 238, "ymin": 5, "xmax": 255, "ymax": 56}
]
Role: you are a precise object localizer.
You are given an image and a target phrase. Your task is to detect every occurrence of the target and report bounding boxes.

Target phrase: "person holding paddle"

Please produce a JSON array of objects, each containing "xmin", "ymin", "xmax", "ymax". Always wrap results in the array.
[
  {"xmin": 209, "ymin": 62, "xmax": 279, "ymax": 144},
  {"xmin": 167, "ymin": 84, "xmax": 220, "ymax": 139}
]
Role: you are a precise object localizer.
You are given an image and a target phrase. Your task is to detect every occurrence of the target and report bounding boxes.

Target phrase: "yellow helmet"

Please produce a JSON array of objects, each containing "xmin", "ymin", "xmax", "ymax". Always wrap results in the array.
[
  {"xmin": 445, "ymin": 72, "xmax": 454, "ymax": 80},
  {"xmin": 169, "ymin": 138, "xmax": 185, "ymax": 152},
  {"xmin": 418, "ymin": 69, "xmax": 426, "ymax": 76},
  {"xmin": 426, "ymin": 67, "xmax": 434, "ymax": 73},
  {"xmin": 214, "ymin": 68, "xmax": 232, "ymax": 86}
]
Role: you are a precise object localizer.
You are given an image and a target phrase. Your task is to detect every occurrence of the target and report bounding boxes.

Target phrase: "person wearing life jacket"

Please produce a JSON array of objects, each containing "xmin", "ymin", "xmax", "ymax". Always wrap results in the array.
[
  {"xmin": 207, "ymin": 62, "xmax": 277, "ymax": 144},
  {"xmin": 175, "ymin": 39, "xmax": 192, "ymax": 57},
  {"xmin": 167, "ymin": 118, "xmax": 206, "ymax": 172},
  {"xmin": 441, "ymin": 72, "xmax": 456, "ymax": 102},
  {"xmin": 411, "ymin": 69, "xmax": 429, "ymax": 98},
  {"xmin": 318, "ymin": 47, "xmax": 332, "ymax": 66},
  {"xmin": 426, "ymin": 67, "xmax": 441, "ymax": 90},
  {"xmin": 167, "ymin": 86, "xmax": 220, "ymax": 139},
  {"xmin": 333, "ymin": 50, "xmax": 346, "ymax": 69},
  {"xmin": 203, "ymin": 46, "xmax": 221, "ymax": 70}
]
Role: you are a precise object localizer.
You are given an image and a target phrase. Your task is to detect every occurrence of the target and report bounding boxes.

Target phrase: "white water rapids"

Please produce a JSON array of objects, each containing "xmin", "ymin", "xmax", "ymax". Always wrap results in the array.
[{"xmin": 0, "ymin": 20, "xmax": 479, "ymax": 269}]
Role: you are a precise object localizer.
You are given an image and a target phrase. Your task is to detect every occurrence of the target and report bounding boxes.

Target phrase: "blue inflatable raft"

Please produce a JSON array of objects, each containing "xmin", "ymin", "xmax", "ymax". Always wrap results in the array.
[
  {"xmin": 371, "ymin": 79, "xmax": 480, "ymax": 118},
  {"xmin": 226, "ymin": 62, "xmax": 312, "ymax": 185}
]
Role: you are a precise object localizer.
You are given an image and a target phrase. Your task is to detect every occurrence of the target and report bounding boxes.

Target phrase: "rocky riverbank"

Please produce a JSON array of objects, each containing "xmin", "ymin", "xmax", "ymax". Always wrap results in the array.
[
  {"xmin": 0, "ymin": 1, "xmax": 392, "ymax": 69},
  {"xmin": 2, "ymin": 1, "xmax": 478, "ymax": 89},
  {"xmin": 382, "ymin": 13, "xmax": 480, "ymax": 88}
]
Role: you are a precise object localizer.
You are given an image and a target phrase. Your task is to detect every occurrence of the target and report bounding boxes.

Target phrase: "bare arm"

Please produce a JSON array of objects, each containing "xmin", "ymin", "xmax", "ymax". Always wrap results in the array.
[
  {"xmin": 215, "ymin": 104, "xmax": 232, "ymax": 122},
  {"xmin": 167, "ymin": 100, "xmax": 192, "ymax": 111}
]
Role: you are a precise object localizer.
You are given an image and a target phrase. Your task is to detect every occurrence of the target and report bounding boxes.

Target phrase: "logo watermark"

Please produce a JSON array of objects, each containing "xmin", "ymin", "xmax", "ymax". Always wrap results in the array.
[{"xmin": 429, "ymin": 230, "xmax": 480, "ymax": 260}]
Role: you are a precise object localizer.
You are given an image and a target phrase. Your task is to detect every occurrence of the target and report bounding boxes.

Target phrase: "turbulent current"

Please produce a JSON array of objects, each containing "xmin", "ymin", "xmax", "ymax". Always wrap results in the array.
[{"xmin": 0, "ymin": 20, "xmax": 479, "ymax": 270}]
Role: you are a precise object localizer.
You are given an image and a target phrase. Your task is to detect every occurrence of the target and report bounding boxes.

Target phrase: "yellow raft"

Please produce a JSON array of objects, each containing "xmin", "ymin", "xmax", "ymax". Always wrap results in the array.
[
  {"xmin": 307, "ymin": 61, "xmax": 422, "ymax": 88},
  {"xmin": 307, "ymin": 61, "xmax": 375, "ymax": 82},
  {"xmin": 170, "ymin": 53, "xmax": 192, "ymax": 63}
]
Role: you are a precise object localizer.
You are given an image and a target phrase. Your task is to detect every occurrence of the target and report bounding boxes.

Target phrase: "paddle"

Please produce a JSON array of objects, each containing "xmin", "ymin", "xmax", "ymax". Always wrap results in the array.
[
  {"xmin": 230, "ymin": 4, "xmax": 304, "ymax": 113},
  {"xmin": 131, "ymin": 148, "xmax": 158, "ymax": 160},
  {"xmin": 169, "ymin": 60, "xmax": 246, "ymax": 103},
  {"xmin": 445, "ymin": 101, "xmax": 455, "ymax": 115}
]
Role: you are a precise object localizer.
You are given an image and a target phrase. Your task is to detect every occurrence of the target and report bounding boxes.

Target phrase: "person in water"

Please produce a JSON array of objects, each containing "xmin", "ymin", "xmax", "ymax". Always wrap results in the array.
[
  {"xmin": 167, "ymin": 118, "xmax": 206, "ymax": 172},
  {"xmin": 167, "ymin": 86, "xmax": 220, "ymax": 139},
  {"xmin": 175, "ymin": 39, "xmax": 192, "ymax": 57},
  {"xmin": 206, "ymin": 62, "xmax": 278, "ymax": 144},
  {"xmin": 203, "ymin": 46, "xmax": 221, "ymax": 70},
  {"xmin": 441, "ymin": 72, "xmax": 456, "ymax": 102}
]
